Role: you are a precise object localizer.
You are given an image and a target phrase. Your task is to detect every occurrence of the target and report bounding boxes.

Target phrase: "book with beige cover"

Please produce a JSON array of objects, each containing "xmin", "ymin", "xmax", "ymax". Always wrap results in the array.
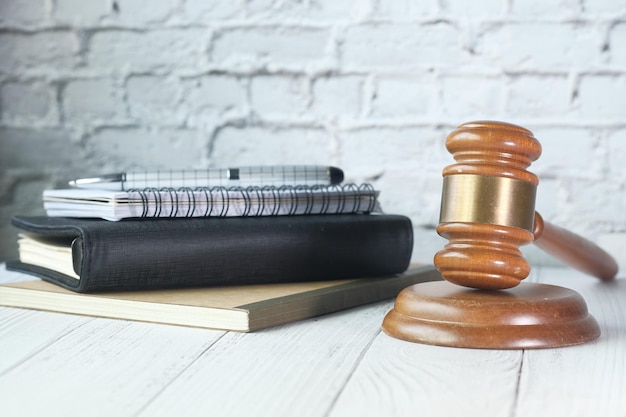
[{"xmin": 0, "ymin": 265, "xmax": 441, "ymax": 332}]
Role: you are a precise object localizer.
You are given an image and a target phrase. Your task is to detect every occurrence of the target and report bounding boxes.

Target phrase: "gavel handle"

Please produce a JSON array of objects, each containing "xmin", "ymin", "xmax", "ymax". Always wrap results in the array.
[{"xmin": 533, "ymin": 212, "xmax": 618, "ymax": 280}]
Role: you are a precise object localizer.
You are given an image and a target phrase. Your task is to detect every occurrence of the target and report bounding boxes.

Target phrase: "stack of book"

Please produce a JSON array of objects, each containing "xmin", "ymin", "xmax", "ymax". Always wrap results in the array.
[{"xmin": 1, "ymin": 165, "xmax": 440, "ymax": 331}]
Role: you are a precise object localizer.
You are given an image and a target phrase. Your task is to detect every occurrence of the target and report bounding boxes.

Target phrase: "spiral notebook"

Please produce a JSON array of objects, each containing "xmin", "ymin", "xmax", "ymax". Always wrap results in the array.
[{"xmin": 43, "ymin": 184, "xmax": 381, "ymax": 221}]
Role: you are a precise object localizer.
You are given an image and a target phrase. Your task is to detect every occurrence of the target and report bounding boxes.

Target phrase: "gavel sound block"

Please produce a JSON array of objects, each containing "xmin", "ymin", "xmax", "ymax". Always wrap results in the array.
[{"xmin": 382, "ymin": 121, "xmax": 618, "ymax": 349}]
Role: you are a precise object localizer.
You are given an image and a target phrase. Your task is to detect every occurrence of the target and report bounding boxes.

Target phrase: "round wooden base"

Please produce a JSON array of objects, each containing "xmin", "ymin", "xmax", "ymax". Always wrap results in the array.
[{"xmin": 382, "ymin": 280, "xmax": 600, "ymax": 349}]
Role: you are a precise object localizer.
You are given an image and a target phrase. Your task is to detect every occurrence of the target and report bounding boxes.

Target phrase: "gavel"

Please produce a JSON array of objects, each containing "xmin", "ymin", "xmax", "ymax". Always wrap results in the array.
[
  {"xmin": 434, "ymin": 120, "xmax": 618, "ymax": 290},
  {"xmin": 383, "ymin": 120, "xmax": 618, "ymax": 349}
]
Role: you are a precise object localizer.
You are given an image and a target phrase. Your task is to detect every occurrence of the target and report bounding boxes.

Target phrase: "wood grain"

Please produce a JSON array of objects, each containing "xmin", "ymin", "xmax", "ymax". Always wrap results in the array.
[
  {"xmin": 329, "ymin": 335, "xmax": 523, "ymax": 417},
  {"xmin": 383, "ymin": 280, "xmax": 600, "ymax": 349},
  {"xmin": 515, "ymin": 269, "xmax": 626, "ymax": 416},
  {"xmin": 435, "ymin": 121, "xmax": 541, "ymax": 290},
  {"xmin": 434, "ymin": 121, "xmax": 618, "ymax": 289},
  {"xmin": 0, "ymin": 264, "xmax": 625, "ymax": 417},
  {"xmin": 0, "ymin": 313, "xmax": 225, "ymax": 416},
  {"xmin": 134, "ymin": 302, "xmax": 392, "ymax": 417},
  {"xmin": 0, "ymin": 308, "xmax": 91, "ymax": 375},
  {"xmin": 533, "ymin": 212, "xmax": 619, "ymax": 281}
]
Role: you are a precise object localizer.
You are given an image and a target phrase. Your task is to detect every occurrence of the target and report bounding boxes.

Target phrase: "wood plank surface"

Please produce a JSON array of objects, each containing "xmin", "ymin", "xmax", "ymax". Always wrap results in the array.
[
  {"xmin": 0, "ymin": 307, "xmax": 92, "ymax": 375},
  {"xmin": 0, "ymin": 308, "xmax": 226, "ymax": 416},
  {"xmin": 135, "ymin": 301, "xmax": 392, "ymax": 417},
  {"xmin": 0, "ymin": 264, "xmax": 624, "ymax": 417},
  {"xmin": 515, "ymin": 268, "xmax": 626, "ymax": 416},
  {"xmin": 329, "ymin": 334, "xmax": 523, "ymax": 417}
]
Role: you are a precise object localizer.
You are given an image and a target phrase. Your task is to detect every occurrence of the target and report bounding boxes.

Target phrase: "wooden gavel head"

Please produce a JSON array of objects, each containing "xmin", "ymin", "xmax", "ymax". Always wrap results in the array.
[
  {"xmin": 434, "ymin": 120, "xmax": 617, "ymax": 290},
  {"xmin": 383, "ymin": 120, "xmax": 615, "ymax": 348}
]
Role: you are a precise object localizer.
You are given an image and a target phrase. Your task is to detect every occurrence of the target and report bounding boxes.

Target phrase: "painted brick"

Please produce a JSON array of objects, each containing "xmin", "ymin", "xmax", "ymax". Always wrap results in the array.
[
  {"xmin": 243, "ymin": 0, "xmax": 274, "ymax": 18},
  {"xmin": 598, "ymin": 233, "xmax": 626, "ymax": 274},
  {"xmin": 441, "ymin": 75, "xmax": 503, "ymax": 119},
  {"xmin": 113, "ymin": 0, "xmax": 178, "ymax": 25},
  {"xmin": 607, "ymin": 129, "xmax": 626, "ymax": 180},
  {"xmin": 337, "ymin": 127, "xmax": 449, "ymax": 224},
  {"xmin": 506, "ymin": 75, "xmax": 570, "ymax": 117},
  {"xmin": 246, "ymin": 0, "xmax": 372, "ymax": 21},
  {"xmin": 0, "ymin": 31, "xmax": 79, "ymax": 72},
  {"xmin": 87, "ymin": 29, "xmax": 207, "ymax": 72},
  {"xmin": 127, "ymin": 75, "xmax": 182, "ymax": 125},
  {"xmin": 532, "ymin": 178, "xmax": 585, "ymax": 231},
  {"xmin": 533, "ymin": 178, "xmax": 561, "ymax": 222},
  {"xmin": 0, "ymin": 127, "xmax": 86, "ymax": 171},
  {"xmin": 510, "ymin": 0, "xmax": 581, "ymax": 17},
  {"xmin": 85, "ymin": 128, "xmax": 207, "ymax": 170},
  {"xmin": 212, "ymin": 27, "xmax": 332, "ymax": 70},
  {"xmin": 530, "ymin": 127, "xmax": 603, "ymax": 180},
  {"xmin": 1, "ymin": 1, "xmax": 626, "ymax": 261},
  {"xmin": 583, "ymin": 0, "xmax": 626, "ymax": 14},
  {"xmin": 63, "ymin": 79, "xmax": 127, "ymax": 123},
  {"xmin": 306, "ymin": 0, "xmax": 372, "ymax": 20},
  {"xmin": 181, "ymin": 75, "xmax": 248, "ymax": 124},
  {"xmin": 371, "ymin": 76, "xmax": 436, "ymax": 118},
  {"xmin": 369, "ymin": 171, "xmax": 444, "ymax": 226},
  {"xmin": 184, "ymin": 0, "xmax": 242, "ymax": 21},
  {"xmin": 374, "ymin": 0, "xmax": 437, "ymax": 19},
  {"xmin": 478, "ymin": 23, "xmax": 602, "ymax": 69},
  {"xmin": 53, "ymin": 0, "xmax": 111, "ymax": 25},
  {"xmin": 210, "ymin": 126, "xmax": 333, "ymax": 165},
  {"xmin": 0, "ymin": 0, "xmax": 47, "ymax": 26},
  {"xmin": 312, "ymin": 76, "xmax": 363, "ymax": 119},
  {"xmin": 337, "ymin": 127, "xmax": 447, "ymax": 179},
  {"xmin": 0, "ymin": 82, "xmax": 57, "ymax": 123},
  {"xmin": 250, "ymin": 75, "xmax": 309, "ymax": 118},
  {"xmin": 342, "ymin": 22, "xmax": 466, "ymax": 70},
  {"xmin": 553, "ymin": 178, "xmax": 625, "ymax": 233},
  {"xmin": 577, "ymin": 75, "xmax": 626, "ymax": 119},
  {"xmin": 609, "ymin": 22, "xmax": 626, "ymax": 67},
  {"xmin": 441, "ymin": 0, "xmax": 506, "ymax": 17}
]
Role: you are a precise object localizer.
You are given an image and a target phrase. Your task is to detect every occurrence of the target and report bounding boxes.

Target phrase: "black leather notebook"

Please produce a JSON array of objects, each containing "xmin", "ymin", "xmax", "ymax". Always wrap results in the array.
[{"xmin": 7, "ymin": 214, "xmax": 413, "ymax": 293}]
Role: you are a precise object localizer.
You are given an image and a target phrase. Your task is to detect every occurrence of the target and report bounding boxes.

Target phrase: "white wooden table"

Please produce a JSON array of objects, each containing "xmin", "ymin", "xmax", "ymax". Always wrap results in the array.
[{"xmin": 0, "ymin": 263, "xmax": 624, "ymax": 417}]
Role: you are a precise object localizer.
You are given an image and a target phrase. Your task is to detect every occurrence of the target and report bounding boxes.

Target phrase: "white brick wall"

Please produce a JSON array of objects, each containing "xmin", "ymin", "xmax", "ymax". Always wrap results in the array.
[{"xmin": 1, "ymin": 0, "xmax": 625, "ymax": 267}]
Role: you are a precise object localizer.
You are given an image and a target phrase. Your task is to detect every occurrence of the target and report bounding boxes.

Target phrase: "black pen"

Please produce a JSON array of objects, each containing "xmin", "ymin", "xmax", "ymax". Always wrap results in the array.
[{"xmin": 68, "ymin": 166, "xmax": 345, "ymax": 190}]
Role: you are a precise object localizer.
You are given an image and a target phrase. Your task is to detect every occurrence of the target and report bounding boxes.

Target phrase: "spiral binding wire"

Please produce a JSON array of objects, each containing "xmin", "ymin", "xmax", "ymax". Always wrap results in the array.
[{"xmin": 126, "ymin": 183, "xmax": 378, "ymax": 218}]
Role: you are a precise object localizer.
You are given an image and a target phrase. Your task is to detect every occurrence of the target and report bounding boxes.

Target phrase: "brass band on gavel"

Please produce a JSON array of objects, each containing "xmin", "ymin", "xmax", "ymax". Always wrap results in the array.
[{"xmin": 439, "ymin": 174, "xmax": 537, "ymax": 232}]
